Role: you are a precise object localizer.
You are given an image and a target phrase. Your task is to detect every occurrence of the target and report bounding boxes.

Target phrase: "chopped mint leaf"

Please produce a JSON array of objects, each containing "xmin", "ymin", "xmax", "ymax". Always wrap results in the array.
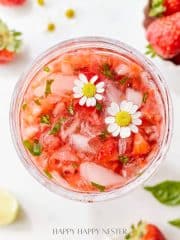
[
  {"xmin": 23, "ymin": 140, "xmax": 42, "ymax": 156},
  {"xmin": 45, "ymin": 79, "xmax": 54, "ymax": 96},
  {"xmin": 96, "ymin": 102, "xmax": 103, "ymax": 111},
  {"xmin": 34, "ymin": 98, "xmax": 41, "ymax": 105},
  {"xmin": 49, "ymin": 117, "xmax": 66, "ymax": 135},
  {"xmin": 13, "ymin": 31, "xmax": 22, "ymax": 37},
  {"xmin": 101, "ymin": 63, "xmax": 115, "ymax": 80},
  {"xmin": 22, "ymin": 103, "xmax": 27, "ymax": 110},
  {"xmin": 99, "ymin": 130, "xmax": 109, "ymax": 140},
  {"xmin": 142, "ymin": 92, "xmax": 148, "ymax": 103},
  {"xmin": 118, "ymin": 155, "xmax": 129, "ymax": 164},
  {"xmin": 67, "ymin": 103, "xmax": 74, "ymax": 116},
  {"xmin": 43, "ymin": 66, "xmax": 50, "ymax": 72},
  {"xmin": 72, "ymin": 163, "xmax": 79, "ymax": 169},
  {"xmin": 40, "ymin": 114, "xmax": 50, "ymax": 124},
  {"xmin": 119, "ymin": 76, "xmax": 129, "ymax": 85},
  {"xmin": 44, "ymin": 170, "xmax": 52, "ymax": 179},
  {"xmin": 91, "ymin": 182, "xmax": 105, "ymax": 192}
]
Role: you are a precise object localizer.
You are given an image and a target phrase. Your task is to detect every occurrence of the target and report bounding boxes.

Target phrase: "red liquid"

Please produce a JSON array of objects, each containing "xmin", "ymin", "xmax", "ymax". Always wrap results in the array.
[{"xmin": 20, "ymin": 49, "xmax": 165, "ymax": 193}]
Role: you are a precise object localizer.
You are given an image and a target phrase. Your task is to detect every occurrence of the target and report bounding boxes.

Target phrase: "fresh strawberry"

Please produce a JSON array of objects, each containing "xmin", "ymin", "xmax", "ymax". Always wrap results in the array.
[
  {"xmin": 146, "ymin": 12, "xmax": 180, "ymax": 59},
  {"xmin": 0, "ymin": 49, "xmax": 15, "ymax": 63},
  {"xmin": 125, "ymin": 221, "xmax": 166, "ymax": 240},
  {"xmin": 132, "ymin": 133, "xmax": 150, "ymax": 155},
  {"xmin": 149, "ymin": 0, "xmax": 180, "ymax": 17},
  {"xmin": 0, "ymin": 19, "xmax": 22, "ymax": 63},
  {"xmin": 0, "ymin": 0, "xmax": 26, "ymax": 6}
]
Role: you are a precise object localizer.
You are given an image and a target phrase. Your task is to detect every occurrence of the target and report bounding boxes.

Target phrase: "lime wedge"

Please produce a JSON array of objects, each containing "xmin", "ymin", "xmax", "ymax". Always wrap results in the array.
[{"xmin": 0, "ymin": 189, "xmax": 19, "ymax": 225}]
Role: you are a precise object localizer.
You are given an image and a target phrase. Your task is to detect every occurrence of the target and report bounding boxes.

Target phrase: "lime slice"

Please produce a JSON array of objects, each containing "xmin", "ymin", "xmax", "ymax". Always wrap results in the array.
[{"xmin": 0, "ymin": 189, "xmax": 19, "ymax": 225}]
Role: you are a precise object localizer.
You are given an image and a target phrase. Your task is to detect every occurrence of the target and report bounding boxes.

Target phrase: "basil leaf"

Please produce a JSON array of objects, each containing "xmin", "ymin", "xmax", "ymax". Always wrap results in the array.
[
  {"xmin": 67, "ymin": 104, "xmax": 74, "ymax": 116},
  {"xmin": 118, "ymin": 155, "xmax": 129, "ymax": 164},
  {"xmin": 101, "ymin": 63, "xmax": 115, "ymax": 80},
  {"xmin": 49, "ymin": 117, "xmax": 66, "ymax": 135},
  {"xmin": 144, "ymin": 180, "xmax": 180, "ymax": 206},
  {"xmin": 43, "ymin": 66, "xmax": 50, "ymax": 72},
  {"xmin": 169, "ymin": 218, "xmax": 180, "ymax": 229},
  {"xmin": 91, "ymin": 182, "xmax": 105, "ymax": 192},
  {"xmin": 96, "ymin": 102, "xmax": 103, "ymax": 111},
  {"xmin": 119, "ymin": 76, "xmax": 129, "ymax": 85},
  {"xmin": 45, "ymin": 79, "xmax": 54, "ymax": 96},
  {"xmin": 44, "ymin": 170, "xmax": 53, "ymax": 179},
  {"xmin": 40, "ymin": 114, "xmax": 50, "ymax": 124},
  {"xmin": 23, "ymin": 140, "xmax": 42, "ymax": 156}
]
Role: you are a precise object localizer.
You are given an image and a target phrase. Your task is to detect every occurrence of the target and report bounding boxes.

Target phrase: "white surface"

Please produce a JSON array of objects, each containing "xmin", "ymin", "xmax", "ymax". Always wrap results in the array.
[{"xmin": 0, "ymin": 0, "xmax": 180, "ymax": 239}]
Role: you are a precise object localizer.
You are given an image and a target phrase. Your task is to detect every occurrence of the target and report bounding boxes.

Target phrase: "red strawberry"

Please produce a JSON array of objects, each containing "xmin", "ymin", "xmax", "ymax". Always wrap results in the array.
[
  {"xmin": 146, "ymin": 12, "xmax": 180, "ymax": 59},
  {"xmin": 0, "ymin": 0, "xmax": 26, "ymax": 6},
  {"xmin": 0, "ymin": 50, "xmax": 15, "ymax": 63},
  {"xmin": 125, "ymin": 221, "xmax": 166, "ymax": 240},
  {"xmin": 149, "ymin": 0, "xmax": 180, "ymax": 17},
  {"xmin": 0, "ymin": 19, "xmax": 22, "ymax": 63}
]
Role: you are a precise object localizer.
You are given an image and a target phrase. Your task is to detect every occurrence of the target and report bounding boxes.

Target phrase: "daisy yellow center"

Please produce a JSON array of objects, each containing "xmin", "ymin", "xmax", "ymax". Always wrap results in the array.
[
  {"xmin": 82, "ymin": 83, "xmax": 96, "ymax": 98},
  {"xmin": 115, "ymin": 111, "xmax": 132, "ymax": 127}
]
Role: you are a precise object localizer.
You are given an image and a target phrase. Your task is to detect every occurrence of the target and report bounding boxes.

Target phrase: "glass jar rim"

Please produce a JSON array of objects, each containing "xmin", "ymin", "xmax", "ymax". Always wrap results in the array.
[{"xmin": 9, "ymin": 36, "xmax": 173, "ymax": 202}]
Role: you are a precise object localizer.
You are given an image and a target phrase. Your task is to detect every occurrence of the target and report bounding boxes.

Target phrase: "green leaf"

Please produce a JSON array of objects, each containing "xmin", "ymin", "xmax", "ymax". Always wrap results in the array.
[
  {"xmin": 13, "ymin": 31, "xmax": 22, "ymax": 37},
  {"xmin": 44, "ymin": 170, "xmax": 52, "ymax": 179},
  {"xmin": 144, "ymin": 180, "xmax": 180, "ymax": 206},
  {"xmin": 96, "ymin": 102, "xmax": 103, "ymax": 111},
  {"xmin": 43, "ymin": 66, "xmax": 50, "ymax": 72},
  {"xmin": 67, "ymin": 103, "xmax": 74, "ymax": 116},
  {"xmin": 23, "ymin": 140, "xmax": 42, "ymax": 156},
  {"xmin": 145, "ymin": 44, "xmax": 157, "ymax": 58},
  {"xmin": 142, "ymin": 92, "xmax": 148, "ymax": 103},
  {"xmin": 49, "ymin": 117, "xmax": 66, "ymax": 135},
  {"xmin": 40, "ymin": 114, "xmax": 50, "ymax": 124},
  {"xmin": 119, "ymin": 76, "xmax": 129, "ymax": 85},
  {"xmin": 98, "ymin": 130, "xmax": 109, "ymax": 140},
  {"xmin": 34, "ymin": 98, "xmax": 41, "ymax": 105},
  {"xmin": 91, "ymin": 182, "xmax": 105, "ymax": 192},
  {"xmin": 101, "ymin": 63, "xmax": 115, "ymax": 80},
  {"xmin": 118, "ymin": 155, "xmax": 129, "ymax": 164},
  {"xmin": 149, "ymin": 0, "xmax": 166, "ymax": 17},
  {"xmin": 45, "ymin": 79, "xmax": 54, "ymax": 96},
  {"xmin": 169, "ymin": 218, "xmax": 180, "ymax": 229}
]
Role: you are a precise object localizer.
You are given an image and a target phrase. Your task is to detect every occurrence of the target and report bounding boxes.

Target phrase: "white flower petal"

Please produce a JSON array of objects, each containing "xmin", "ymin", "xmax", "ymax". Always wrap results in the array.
[
  {"xmin": 73, "ymin": 86, "xmax": 82, "ymax": 94},
  {"xmin": 86, "ymin": 98, "xmax": 93, "ymax": 107},
  {"xmin": 74, "ymin": 79, "xmax": 84, "ymax": 88},
  {"xmin": 107, "ymin": 102, "xmax": 119, "ymax": 115},
  {"xmin": 95, "ymin": 94, "xmax": 103, "ymax": 101},
  {"xmin": 73, "ymin": 93, "xmax": 83, "ymax": 98},
  {"xmin": 79, "ymin": 73, "xmax": 88, "ymax": 83},
  {"xmin": 130, "ymin": 124, "xmax": 138, "ymax": 133},
  {"xmin": 112, "ymin": 127, "xmax": 121, "ymax": 137},
  {"xmin": 90, "ymin": 75, "xmax": 98, "ymax": 84},
  {"xmin": 129, "ymin": 104, "xmax": 139, "ymax": 114},
  {"xmin": 123, "ymin": 101, "xmax": 133, "ymax": 113},
  {"xmin": 132, "ymin": 111, "xmax": 142, "ymax": 119},
  {"xmin": 90, "ymin": 97, "xmax": 96, "ymax": 106},
  {"xmin": 96, "ymin": 82, "xmax": 105, "ymax": 89},
  {"xmin": 79, "ymin": 96, "xmax": 87, "ymax": 106},
  {"xmin": 120, "ymin": 127, "xmax": 131, "ymax": 139},
  {"xmin": 105, "ymin": 116, "xmax": 115, "ymax": 124},
  {"xmin": 107, "ymin": 123, "xmax": 118, "ymax": 133},
  {"xmin": 133, "ymin": 118, "xmax": 142, "ymax": 126},
  {"xmin": 96, "ymin": 88, "xmax": 105, "ymax": 93}
]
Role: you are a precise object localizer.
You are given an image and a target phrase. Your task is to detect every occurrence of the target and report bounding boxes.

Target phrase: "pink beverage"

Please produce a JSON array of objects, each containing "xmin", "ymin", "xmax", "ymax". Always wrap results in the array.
[{"xmin": 11, "ymin": 38, "xmax": 172, "ymax": 201}]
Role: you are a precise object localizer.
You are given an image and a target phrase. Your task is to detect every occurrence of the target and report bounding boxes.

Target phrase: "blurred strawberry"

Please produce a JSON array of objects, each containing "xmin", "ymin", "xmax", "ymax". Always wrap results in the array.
[
  {"xmin": 0, "ymin": 19, "xmax": 22, "ymax": 63},
  {"xmin": 146, "ymin": 12, "xmax": 180, "ymax": 59},
  {"xmin": 149, "ymin": 0, "xmax": 180, "ymax": 17},
  {"xmin": 125, "ymin": 221, "xmax": 166, "ymax": 240},
  {"xmin": 0, "ymin": 0, "xmax": 26, "ymax": 6}
]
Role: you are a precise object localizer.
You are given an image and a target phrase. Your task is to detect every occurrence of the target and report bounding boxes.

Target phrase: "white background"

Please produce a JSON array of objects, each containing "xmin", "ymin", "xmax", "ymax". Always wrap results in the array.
[{"xmin": 0, "ymin": 0, "xmax": 180, "ymax": 239}]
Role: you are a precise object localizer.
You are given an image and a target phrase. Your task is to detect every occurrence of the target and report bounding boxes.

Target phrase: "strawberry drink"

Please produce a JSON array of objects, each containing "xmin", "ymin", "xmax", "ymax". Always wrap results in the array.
[{"xmin": 11, "ymin": 38, "xmax": 172, "ymax": 201}]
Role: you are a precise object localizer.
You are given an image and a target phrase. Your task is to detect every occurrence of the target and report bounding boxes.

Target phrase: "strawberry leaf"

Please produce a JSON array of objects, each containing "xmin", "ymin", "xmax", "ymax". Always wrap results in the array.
[
  {"xmin": 145, "ymin": 44, "xmax": 157, "ymax": 58},
  {"xmin": 149, "ymin": 0, "xmax": 166, "ymax": 17}
]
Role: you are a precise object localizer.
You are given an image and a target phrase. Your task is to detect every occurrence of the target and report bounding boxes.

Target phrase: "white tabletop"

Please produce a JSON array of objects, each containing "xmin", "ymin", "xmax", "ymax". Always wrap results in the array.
[{"xmin": 0, "ymin": 0, "xmax": 180, "ymax": 239}]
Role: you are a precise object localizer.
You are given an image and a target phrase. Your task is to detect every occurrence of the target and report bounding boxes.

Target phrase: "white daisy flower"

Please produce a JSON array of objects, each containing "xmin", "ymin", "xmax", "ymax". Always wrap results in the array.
[
  {"xmin": 105, "ymin": 100, "xmax": 142, "ymax": 139},
  {"xmin": 73, "ymin": 73, "xmax": 105, "ymax": 107}
]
